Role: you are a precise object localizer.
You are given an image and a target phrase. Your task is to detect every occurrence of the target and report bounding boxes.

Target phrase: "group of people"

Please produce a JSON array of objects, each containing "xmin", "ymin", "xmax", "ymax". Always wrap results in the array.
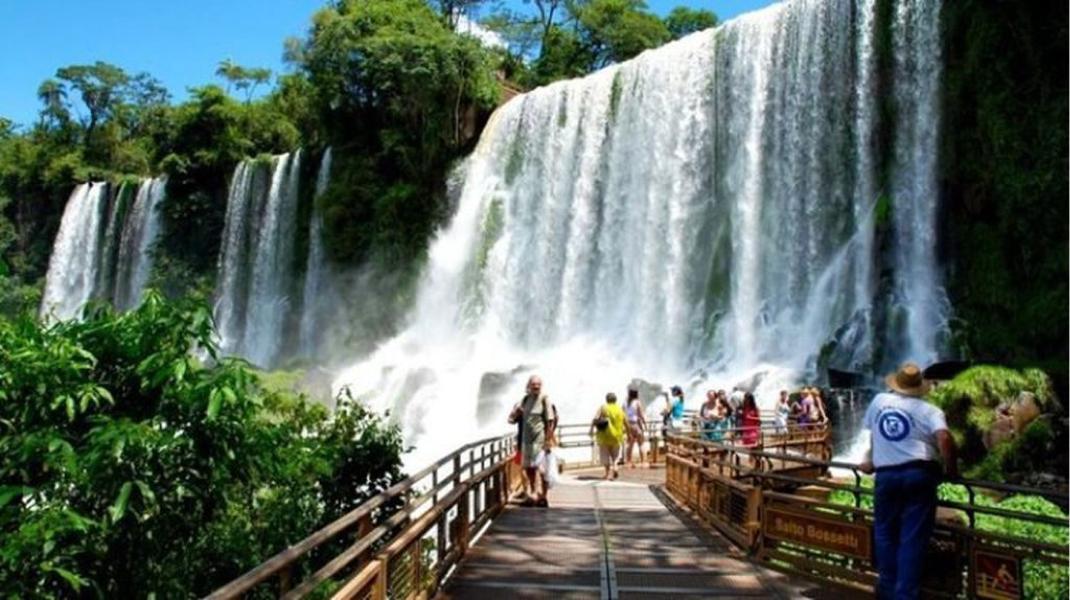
[
  {"xmin": 672, "ymin": 385, "xmax": 830, "ymax": 444},
  {"xmin": 696, "ymin": 388, "xmax": 762, "ymax": 443},
  {"xmin": 508, "ymin": 364, "xmax": 960, "ymax": 599}
]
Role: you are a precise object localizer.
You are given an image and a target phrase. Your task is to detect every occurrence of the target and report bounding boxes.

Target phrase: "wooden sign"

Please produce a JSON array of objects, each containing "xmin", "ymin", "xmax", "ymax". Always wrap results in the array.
[
  {"xmin": 973, "ymin": 548, "xmax": 1022, "ymax": 600},
  {"xmin": 763, "ymin": 504, "xmax": 871, "ymax": 560}
]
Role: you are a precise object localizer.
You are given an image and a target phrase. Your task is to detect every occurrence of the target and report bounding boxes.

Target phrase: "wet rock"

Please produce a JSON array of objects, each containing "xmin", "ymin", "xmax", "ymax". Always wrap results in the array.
[
  {"xmin": 1011, "ymin": 391, "xmax": 1041, "ymax": 433},
  {"xmin": 734, "ymin": 371, "xmax": 768, "ymax": 393},
  {"xmin": 984, "ymin": 410, "xmax": 1016, "ymax": 449},
  {"xmin": 477, "ymin": 365, "xmax": 533, "ymax": 426},
  {"xmin": 628, "ymin": 378, "xmax": 664, "ymax": 403}
]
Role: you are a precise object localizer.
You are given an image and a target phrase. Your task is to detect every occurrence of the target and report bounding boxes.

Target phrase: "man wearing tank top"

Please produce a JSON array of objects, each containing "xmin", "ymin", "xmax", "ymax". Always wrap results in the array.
[{"xmin": 860, "ymin": 363, "xmax": 958, "ymax": 600}]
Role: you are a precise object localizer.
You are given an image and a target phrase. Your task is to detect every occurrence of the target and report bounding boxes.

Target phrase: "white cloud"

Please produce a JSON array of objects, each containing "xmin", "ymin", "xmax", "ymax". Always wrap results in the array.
[{"xmin": 455, "ymin": 14, "xmax": 507, "ymax": 50}]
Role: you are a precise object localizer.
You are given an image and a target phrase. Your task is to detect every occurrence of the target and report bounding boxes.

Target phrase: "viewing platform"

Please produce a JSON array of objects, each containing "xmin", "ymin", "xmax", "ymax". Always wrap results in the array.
[{"xmin": 207, "ymin": 420, "xmax": 1068, "ymax": 600}]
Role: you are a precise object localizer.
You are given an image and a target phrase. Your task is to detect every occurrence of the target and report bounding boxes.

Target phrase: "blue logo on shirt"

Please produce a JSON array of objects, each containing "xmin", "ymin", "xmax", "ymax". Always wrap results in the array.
[{"xmin": 878, "ymin": 409, "xmax": 911, "ymax": 442}]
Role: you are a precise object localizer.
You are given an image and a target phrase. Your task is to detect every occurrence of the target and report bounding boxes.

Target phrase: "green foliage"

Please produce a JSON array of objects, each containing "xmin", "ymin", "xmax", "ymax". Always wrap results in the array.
[
  {"xmin": 940, "ymin": 1, "xmax": 1068, "ymax": 381},
  {"xmin": 830, "ymin": 478, "xmax": 1068, "ymax": 599},
  {"xmin": 154, "ymin": 84, "xmax": 300, "ymax": 288},
  {"xmin": 873, "ymin": 193, "xmax": 892, "ymax": 228},
  {"xmin": 215, "ymin": 59, "xmax": 273, "ymax": 102},
  {"xmin": 0, "ymin": 292, "xmax": 403, "ymax": 596},
  {"xmin": 572, "ymin": 0, "xmax": 670, "ymax": 69},
  {"xmin": 295, "ymin": 0, "xmax": 500, "ymax": 270},
  {"xmin": 663, "ymin": 6, "xmax": 718, "ymax": 40}
]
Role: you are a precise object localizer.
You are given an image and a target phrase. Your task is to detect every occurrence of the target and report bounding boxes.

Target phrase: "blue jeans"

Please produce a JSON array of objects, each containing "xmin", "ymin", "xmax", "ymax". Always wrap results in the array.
[{"xmin": 873, "ymin": 463, "xmax": 940, "ymax": 599}]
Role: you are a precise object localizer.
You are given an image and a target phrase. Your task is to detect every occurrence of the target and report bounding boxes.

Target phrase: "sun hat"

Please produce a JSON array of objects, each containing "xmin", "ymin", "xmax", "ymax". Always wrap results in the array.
[{"xmin": 885, "ymin": 363, "xmax": 932, "ymax": 397}]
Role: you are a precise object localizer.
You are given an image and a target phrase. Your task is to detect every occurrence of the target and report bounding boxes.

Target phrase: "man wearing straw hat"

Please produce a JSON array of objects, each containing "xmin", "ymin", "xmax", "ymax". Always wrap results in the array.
[{"xmin": 860, "ymin": 363, "xmax": 958, "ymax": 600}]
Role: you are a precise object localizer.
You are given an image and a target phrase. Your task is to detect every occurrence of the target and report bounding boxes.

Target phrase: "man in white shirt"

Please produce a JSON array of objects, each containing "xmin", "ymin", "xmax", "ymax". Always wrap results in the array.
[{"xmin": 860, "ymin": 363, "xmax": 958, "ymax": 600}]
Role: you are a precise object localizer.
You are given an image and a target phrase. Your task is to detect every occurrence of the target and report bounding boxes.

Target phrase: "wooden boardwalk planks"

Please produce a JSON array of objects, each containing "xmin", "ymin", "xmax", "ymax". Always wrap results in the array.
[{"xmin": 438, "ymin": 466, "xmax": 846, "ymax": 600}]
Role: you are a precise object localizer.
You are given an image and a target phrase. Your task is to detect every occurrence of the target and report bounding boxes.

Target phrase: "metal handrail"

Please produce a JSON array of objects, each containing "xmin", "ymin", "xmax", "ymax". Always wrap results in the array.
[
  {"xmin": 206, "ymin": 433, "xmax": 516, "ymax": 600},
  {"xmin": 664, "ymin": 432, "xmax": 1069, "ymax": 552}
]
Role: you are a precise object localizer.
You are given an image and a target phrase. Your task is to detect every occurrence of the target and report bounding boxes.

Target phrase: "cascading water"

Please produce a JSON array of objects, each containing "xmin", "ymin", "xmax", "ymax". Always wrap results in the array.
[
  {"xmin": 40, "ymin": 177, "xmax": 167, "ymax": 321},
  {"xmin": 41, "ymin": 183, "xmax": 110, "ymax": 321},
  {"xmin": 330, "ymin": 0, "xmax": 949, "ymax": 466},
  {"xmin": 113, "ymin": 177, "xmax": 167, "ymax": 311},
  {"xmin": 214, "ymin": 152, "xmax": 303, "ymax": 367},
  {"xmin": 889, "ymin": 0, "xmax": 950, "ymax": 366},
  {"xmin": 299, "ymin": 148, "xmax": 333, "ymax": 358}
]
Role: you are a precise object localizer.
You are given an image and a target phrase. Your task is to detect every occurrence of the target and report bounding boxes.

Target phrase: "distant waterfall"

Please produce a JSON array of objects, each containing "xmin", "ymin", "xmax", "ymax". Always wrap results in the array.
[
  {"xmin": 40, "ymin": 178, "xmax": 167, "ymax": 321},
  {"xmin": 214, "ymin": 152, "xmax": 303, "ymax": 367},
  {"xmin": 299, "ymin": 148, "xmax": 333, "ymax": 358},
  {"xmin": 333, "ymin": 0, "xmax": 948, "ymax": 464},
  {"xmin": 41, "ymin": 183, "xmax": 109, "ymax": 321},
  {"xmin": 114, "ymin": 178, "xmax": 167, "ymax": 311}
]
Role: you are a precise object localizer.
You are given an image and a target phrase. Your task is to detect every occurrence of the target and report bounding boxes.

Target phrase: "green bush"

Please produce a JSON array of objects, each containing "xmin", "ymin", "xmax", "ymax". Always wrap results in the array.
[
  {"xmin": 0, "ymin": 292, "xmax": 403, "ymax": 597},
  {"xmin": 927, "ymin": 365, "xmax": 1058, "ymax": 477},
  {"xmin": 830, "ymin": 478, "xmax": 1068, "ymax": 599}
]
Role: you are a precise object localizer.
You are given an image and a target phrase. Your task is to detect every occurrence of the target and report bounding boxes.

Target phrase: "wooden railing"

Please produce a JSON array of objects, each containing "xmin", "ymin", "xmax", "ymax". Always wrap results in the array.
[
  {"xmin": 206, "ymin": 434, "xmax": 522, "ymax": 600},
  {"xmin": 663, "ymin": 432, "xmax": 1069, "ymax": 598}
]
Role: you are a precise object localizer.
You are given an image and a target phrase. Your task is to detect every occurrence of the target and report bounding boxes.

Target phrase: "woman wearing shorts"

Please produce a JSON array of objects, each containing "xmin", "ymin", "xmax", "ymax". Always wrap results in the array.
[{"xmin": 624, "ymin": 388, "xmax": 647, "ymax": 468}]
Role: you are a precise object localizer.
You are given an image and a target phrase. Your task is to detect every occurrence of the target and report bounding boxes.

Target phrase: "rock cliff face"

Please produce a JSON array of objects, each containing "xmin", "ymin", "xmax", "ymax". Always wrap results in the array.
[{"xmin": 939, "ymin": 0, "xmax": 1069, "ymax": 390}]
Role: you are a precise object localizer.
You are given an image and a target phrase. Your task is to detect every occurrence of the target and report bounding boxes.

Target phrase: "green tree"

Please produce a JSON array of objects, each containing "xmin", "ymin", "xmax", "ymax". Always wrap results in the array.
[
  {"xmin": 0, "ymin": 293, "xmax": 403, "ymax": 596},
  {"xmin": 55, "ymin": 62, "xmax": 130, "ymax": 150},
  {"xmin": 295, "ymin": 0, "xmax": 499, "ymax": 266},
  {"xmin": 35, "ymin": 79, "xmax": 70, "ymax": 130},
  {"xmin": 215, "ymin": 59, "xmax": 273, "ymax": 102},
  {"xmin": 663, "ymin": 6, "xmax": 717, "ymax": 39},
  {"xmin": 572, "ymin": 0, "xmax": 671, "ymax": 69}
]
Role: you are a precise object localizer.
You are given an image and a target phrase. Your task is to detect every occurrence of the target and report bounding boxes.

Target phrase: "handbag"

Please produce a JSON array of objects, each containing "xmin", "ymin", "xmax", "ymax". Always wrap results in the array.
[{"xmin": 595, "ymin": 418, "xmax": 610, "ymax": 432}]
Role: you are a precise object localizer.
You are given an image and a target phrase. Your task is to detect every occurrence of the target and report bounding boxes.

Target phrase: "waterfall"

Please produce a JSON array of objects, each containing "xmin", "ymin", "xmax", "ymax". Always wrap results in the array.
[
  {"xmin": 214, "ymin": 152, "xmax": 303, "ymax": 367},
  {"xmin": 40, "ymin": 177, "xmax": 167, "ymax": 321},
  {"xmin": 333, "ymin": 0, "xmax": 948, "ymax": 465},
  {"xmin": 114, "ymin": 177, "xmax": 167, "ymax": 311},
  {"xmin": 299, "ymin": 148, "xmax": 333, "ymax": 358},
  {"xmin": 890, "ymin": 0, "xmax": 949, "ymax": 366},
  {"xmin": 41, "ymin": 183, "xmax": 110, "ymax": 321}
]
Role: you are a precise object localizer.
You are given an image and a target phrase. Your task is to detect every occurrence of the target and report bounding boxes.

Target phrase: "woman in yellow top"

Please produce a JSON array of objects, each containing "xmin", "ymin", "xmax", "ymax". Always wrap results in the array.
[{"xmin": 590, "ymin": 392, "xmax": 626, "ymax": 480}]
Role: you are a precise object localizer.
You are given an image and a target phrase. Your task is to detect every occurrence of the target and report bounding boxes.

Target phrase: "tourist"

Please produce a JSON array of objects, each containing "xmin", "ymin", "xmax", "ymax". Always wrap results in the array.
[
  {"xmin": 662, "ymin": 385, "xmax": 685, "ymax": 432},
  {"xmin": 729, "ymin": 386, "xmax": 744, "ymax": 426},
  {"xmin": 624, "ymin": 388, "xmax": 647, "ymax": 468},
  {"xmin": 711, "ymin": 395, "xmax": 733, "ymax": 442},
  {"xmin": 859, "ymin": 363, "xmax": 958, "ymax": 600},
  {"xmin": 795, "ymin": 389, "xmax": 814, "ymax": 427},
  {"xmin": 774, "ymin": 390, "xmax": 791, "ymax": 434},
  {"xmin": 699, "ymin": 390, "xmax": 721, "ymax": 442},
  {"xmin": 740, "ymin": 392, "xmax": 761, "ymax": 447},
  {"xmin": 590, "ymin": 392, "xmax": 626, "ymax": 480},
  {"xmin": 507, "ymin": 375, "xmax": 555, "ymax": 507},
  {"xmin": 811, "ymin": 387, "xmax": 829, "ymax": 424}
]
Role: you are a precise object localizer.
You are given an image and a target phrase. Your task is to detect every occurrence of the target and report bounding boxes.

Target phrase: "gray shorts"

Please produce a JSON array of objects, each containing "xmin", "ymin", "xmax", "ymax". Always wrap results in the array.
[{"xmin": 599, "ymin": 444, "xmax": 621, "ymax": 467}]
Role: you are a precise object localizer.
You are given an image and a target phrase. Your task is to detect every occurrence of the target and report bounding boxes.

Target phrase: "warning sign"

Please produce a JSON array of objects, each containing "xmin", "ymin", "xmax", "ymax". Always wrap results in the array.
[{"xmin": 973, "ymin": 549, "xmax": 1022, "ymax": 600}]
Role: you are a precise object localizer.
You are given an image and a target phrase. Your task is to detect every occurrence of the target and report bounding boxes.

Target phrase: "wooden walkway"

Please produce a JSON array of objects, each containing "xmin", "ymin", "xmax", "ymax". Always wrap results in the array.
[{"xmin": 439, "ymin": 467, "xmax": 853, "ymax": 600}]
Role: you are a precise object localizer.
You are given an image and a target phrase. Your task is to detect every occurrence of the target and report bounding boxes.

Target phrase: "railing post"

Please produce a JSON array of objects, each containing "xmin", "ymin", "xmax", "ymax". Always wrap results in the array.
[
  {"xmin": 457, "ymin": 489, "xmax": 471, "ymax": 557},
  {"xmin": 278, "ymin": 566, "xmax": 292, "ymax": 597},
  {"xmin": 437, "ymin": 513, "xmax": 447, "ymax": 563}
]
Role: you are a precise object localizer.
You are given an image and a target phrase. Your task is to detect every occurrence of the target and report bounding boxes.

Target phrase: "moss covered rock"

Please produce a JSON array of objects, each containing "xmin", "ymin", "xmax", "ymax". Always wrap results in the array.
[{"xmin": 929, "ymin": 366, "xmax": 1062, "ymax": 481}]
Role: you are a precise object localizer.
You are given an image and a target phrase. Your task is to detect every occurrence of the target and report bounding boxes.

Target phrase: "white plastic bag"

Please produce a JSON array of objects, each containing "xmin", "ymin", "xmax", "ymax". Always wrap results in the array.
[{"xmin": 536, "ymin": 450, "xmax": 560, "ymax": 489}]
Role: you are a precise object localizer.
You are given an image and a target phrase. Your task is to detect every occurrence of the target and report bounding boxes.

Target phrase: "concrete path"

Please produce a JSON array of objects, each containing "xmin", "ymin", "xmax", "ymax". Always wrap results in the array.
[{"xmin": 438, "ymin": 466, "xmax": 857, "ymax": 599}]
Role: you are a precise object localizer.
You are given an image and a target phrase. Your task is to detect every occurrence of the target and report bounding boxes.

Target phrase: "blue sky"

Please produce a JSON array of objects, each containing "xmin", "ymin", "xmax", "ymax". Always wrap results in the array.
[{"xmin": 0, "ymin": 0, "xmax": 777, "ymax": 127}]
